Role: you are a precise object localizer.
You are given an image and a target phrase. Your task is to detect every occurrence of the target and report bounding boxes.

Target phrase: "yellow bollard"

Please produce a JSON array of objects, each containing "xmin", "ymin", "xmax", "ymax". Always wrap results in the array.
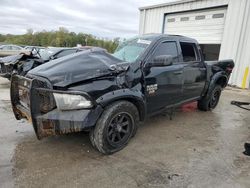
[{"xmin": 241, "ymin": 67, "xmax": 249, "ymax": 89}]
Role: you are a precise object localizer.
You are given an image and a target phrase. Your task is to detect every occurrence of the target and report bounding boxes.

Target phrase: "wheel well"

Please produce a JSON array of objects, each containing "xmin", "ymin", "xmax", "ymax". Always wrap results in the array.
[
  {"xmin": 216, "ymin": 76, "xmax": 228, "ymax": 88},
  {"xmin": 107, "ymin": 98, "xmax": 145, "ymax": 122}
]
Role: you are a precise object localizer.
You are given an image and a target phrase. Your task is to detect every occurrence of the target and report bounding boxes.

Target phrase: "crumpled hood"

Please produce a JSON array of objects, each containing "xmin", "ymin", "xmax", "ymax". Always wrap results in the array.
[
  {"xmin": 0, "ymin": 54, "xmax": 24, "ymax": 65},
  {"xmin": 28, "ymin": 49, "xmax": 128, "ymax": 87}
]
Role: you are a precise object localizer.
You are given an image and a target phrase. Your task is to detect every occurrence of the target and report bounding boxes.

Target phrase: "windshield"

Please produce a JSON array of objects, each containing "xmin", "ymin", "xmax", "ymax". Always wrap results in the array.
[
  {"xmin": 112, "ymin": 37, "xmax": 152, "ymax": 63},
  {"xmin": 39, "ymin": 48, "xmax": 61, "ymax": 60}
]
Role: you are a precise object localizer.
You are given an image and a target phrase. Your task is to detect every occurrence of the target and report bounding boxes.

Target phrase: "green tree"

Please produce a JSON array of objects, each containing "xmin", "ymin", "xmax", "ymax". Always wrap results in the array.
[{"xmin": 2, "ymin": 28, "xmax": 119, "ymax": 53}]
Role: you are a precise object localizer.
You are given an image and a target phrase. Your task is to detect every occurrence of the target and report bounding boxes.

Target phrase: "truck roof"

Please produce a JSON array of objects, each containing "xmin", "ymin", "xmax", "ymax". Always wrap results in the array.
[{"xmin": 139, "ymin": 33, "xmax": 198, "ymax": 43}]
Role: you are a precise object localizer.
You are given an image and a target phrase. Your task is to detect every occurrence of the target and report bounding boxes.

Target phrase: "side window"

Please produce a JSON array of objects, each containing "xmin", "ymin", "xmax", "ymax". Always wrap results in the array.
[
  {"xmin": 56, "ymin": 49, "xmax": 76, "ymax": 58},
  {"xmin": 180, "ymin": 42, "xmax": 199, "ymax": 62},
  {"xmin": 11, "ymin": 46, "xmax": 22, "ymax": 50},
  {"xmin": 153, "ymin": 41, "xmax": 179, "ymax": 62},
  {"xmin": 2, "ymin": 46, "xmax": 11, "ymax": 50}
]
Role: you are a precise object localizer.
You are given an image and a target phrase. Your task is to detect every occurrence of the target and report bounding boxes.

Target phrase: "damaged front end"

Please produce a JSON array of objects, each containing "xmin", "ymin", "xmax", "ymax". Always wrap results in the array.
[
  {"xmin": 10, "ymin": 49, "xmax": 139, "ymax": 139},
  {"xmin": 11, "ymin": 74, "xmax": 103, "ymax": 139},
  {"xmin": 0, "ymin": 62, "xmax": 13, "ymax": 79},
  {"xmin": 0, "ymin": 53, "xmax": 42, "ymax": 79},
  {"xmin": 0, "ymin": 54, "xmax": 24, "ymax": 79}
]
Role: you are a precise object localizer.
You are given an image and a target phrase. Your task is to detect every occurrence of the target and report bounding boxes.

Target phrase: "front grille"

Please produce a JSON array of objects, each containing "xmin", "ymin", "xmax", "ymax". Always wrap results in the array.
[
  {"xmin": 18, "ymin": 77, "xmax": 31, "ymax": 109},
  {"xmin": 25, "ymin": 75, "xmax": 56, "ymax": 115},
  {"xmin": 11, "ymin": 75, "xmax": 56, "ymax": 119},
  {"xmin": 0, "ymin": 63, "xmax": 7, "ymax": 74}
]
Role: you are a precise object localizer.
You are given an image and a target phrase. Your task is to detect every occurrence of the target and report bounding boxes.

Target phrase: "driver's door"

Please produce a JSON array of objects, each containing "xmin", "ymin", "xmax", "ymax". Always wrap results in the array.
[{"xmin": 144, "ymin": 41, "xmax": 183, "ymax": 114}]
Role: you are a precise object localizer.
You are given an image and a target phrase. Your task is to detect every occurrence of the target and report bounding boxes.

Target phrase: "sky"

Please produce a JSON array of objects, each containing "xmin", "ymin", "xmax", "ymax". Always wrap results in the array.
[{"xmin": 0, "ymin": 0, "xmax": 174, "ymax": 38}]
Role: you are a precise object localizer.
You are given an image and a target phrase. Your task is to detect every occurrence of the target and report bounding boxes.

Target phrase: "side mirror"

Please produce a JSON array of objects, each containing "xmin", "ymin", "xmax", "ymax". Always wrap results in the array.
[{"xmin": 147, "ymin": 55, "xmax": 173, "ymax": 67}]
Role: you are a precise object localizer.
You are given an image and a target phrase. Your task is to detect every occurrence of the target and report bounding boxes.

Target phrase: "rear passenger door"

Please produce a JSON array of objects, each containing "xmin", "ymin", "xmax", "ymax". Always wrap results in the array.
[
  {"xmin": 144, "ymin": 40, "xmax": 183, "ymax": 113},
  {"xmin": 180, "ymin": 42, "xmax": 206, "ymax": 100}
]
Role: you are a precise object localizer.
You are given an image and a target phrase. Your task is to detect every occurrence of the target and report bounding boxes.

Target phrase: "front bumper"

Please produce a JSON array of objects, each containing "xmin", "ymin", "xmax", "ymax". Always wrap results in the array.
[{"xmin": 11, "ymin": 75, "xmax": 103, "ymax": 139}]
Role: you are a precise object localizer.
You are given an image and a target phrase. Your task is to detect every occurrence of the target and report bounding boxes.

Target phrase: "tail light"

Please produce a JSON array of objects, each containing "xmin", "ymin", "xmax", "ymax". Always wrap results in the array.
[{"xmin": 226, "ymin": 67, "xmax": 233, "ymax": 73}]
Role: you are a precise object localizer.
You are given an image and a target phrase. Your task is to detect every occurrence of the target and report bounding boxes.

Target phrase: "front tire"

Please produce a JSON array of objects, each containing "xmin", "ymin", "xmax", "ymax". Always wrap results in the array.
[
  {"xmin": 89, "ymin": 101, "xmax": 139, "ymax": 154},
  {"xmin": 198, "ymin": 85, "xmax": 222, "ymax": 111}
]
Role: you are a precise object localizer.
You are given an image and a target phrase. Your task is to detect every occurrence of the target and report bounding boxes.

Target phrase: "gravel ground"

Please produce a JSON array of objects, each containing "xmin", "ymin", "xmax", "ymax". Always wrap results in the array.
[{"xmin": 0, "ymin": 77, "xmax": 250, "ymax": 188}]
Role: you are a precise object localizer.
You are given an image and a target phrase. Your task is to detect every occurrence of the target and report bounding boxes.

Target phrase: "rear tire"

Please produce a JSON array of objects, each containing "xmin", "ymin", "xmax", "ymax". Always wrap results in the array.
[
  {"xmin": 198, "ymin": 85, "xmax": 222, "ymax": 111},
  {"xmin": 89, "ymin": 101, "xmax": 139, "ymax": 154}
]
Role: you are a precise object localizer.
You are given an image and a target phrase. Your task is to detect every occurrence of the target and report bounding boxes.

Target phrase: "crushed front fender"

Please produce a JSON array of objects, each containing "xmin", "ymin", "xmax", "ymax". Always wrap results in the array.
[{"xmin": 11, "ymin": 74, "xmax": 103, "ymax": 139}]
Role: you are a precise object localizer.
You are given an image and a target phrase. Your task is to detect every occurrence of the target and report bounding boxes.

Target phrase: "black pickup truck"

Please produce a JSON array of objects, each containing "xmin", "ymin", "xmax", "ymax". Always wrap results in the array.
[{"xmin": 11, "ymin": 34, "xmax": 234, "ymax": 154}]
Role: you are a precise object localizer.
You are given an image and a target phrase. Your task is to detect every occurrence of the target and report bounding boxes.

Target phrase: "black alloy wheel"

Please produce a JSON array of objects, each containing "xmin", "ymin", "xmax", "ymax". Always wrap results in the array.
[
  {"xmin": 89, "ymin": 101, "xmax": 139, "ymax": 154},
  {"xmin": 106, "ymin": 112, "xmax": 133, "ymax": 147},
  {"xmin": 209, "ymin": 89, "xmax": 220, "ymax": 108}
]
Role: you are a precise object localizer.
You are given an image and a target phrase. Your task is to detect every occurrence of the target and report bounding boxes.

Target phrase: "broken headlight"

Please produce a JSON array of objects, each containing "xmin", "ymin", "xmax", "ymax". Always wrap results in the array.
[{"xmin": 53, "ymin": 93, "xmax": 93, "ymax": 110}]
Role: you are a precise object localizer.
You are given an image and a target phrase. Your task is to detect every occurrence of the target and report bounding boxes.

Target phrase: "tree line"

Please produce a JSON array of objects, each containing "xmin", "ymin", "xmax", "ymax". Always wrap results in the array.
[{"xmin": 0, "ymin": 27, "xmax": 119, "ymax": 53}]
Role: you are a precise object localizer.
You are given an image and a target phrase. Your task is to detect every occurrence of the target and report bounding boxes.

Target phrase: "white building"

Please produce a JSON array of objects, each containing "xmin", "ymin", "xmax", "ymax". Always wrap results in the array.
[{"xmin": 139, "ymin": 0, "xmax": 250, "ymax": 88}]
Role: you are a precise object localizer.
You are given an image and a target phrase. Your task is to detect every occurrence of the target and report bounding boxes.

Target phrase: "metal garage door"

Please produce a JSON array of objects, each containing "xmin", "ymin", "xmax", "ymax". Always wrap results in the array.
[{"xmin": 163, "ymin": 7, "xmax": 227, "ymax": 44}]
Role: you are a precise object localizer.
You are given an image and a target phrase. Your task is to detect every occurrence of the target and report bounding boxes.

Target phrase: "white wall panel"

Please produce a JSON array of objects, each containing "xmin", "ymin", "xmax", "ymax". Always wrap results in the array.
[{"xmin": 220, "ymin": 0, "xmax": 250, "ymax": 88}]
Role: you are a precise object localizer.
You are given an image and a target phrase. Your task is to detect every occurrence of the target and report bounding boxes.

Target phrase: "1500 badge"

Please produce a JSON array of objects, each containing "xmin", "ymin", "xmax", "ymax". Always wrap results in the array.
[{"xmin": 147, "ymin": 84, "xmax": 158, "ymax": 95}]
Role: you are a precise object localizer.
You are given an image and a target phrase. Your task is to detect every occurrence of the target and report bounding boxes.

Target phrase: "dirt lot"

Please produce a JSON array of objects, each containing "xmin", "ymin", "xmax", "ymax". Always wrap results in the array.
[{"xmin": 0, "ymin": 77, "xmax": 250, "ymax": 188}]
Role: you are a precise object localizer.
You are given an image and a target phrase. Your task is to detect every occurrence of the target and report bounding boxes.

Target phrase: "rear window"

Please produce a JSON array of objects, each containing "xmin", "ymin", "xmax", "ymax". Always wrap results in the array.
[
  {"xmin": 212, "ymin": 13, "xmax": 224, "ymax": 18},
  {"xmin": 195, "ymin": 15, "xmax": 206, "ymax": 20},
  {"xmin": 180, "ymin": 42, "xmax": 199, "ymax": 62},
  {"xmin": 180, "ymin": 17, "xmax": 189, "ymax": 21}
]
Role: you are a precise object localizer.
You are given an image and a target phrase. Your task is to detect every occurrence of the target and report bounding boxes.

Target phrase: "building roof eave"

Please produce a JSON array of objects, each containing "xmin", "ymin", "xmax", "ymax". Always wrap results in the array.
[{"xmin": 139, "ymin": 0, "xmax": 199, "ymax": 11}]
